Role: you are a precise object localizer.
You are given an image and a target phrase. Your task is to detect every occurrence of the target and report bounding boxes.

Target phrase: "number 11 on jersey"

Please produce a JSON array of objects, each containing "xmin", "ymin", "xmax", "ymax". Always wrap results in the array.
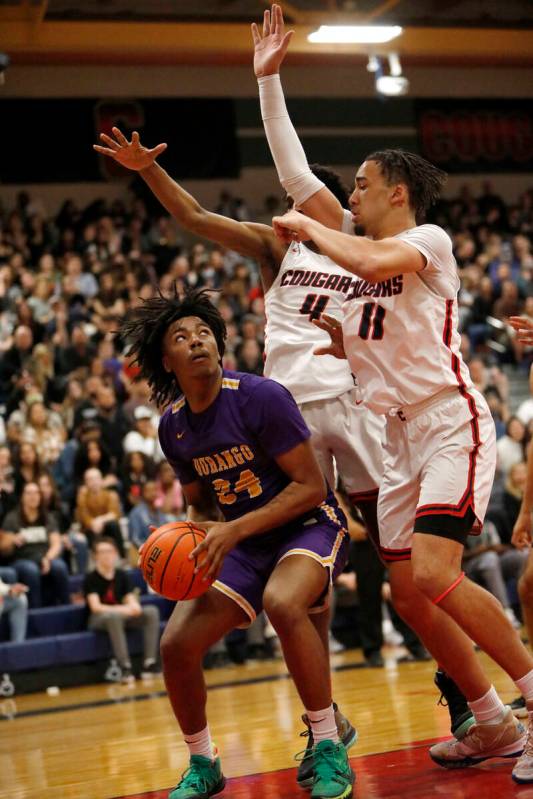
[{"xmin": 358, "ymin": 302, "xmax": 386, "ymax": 340}]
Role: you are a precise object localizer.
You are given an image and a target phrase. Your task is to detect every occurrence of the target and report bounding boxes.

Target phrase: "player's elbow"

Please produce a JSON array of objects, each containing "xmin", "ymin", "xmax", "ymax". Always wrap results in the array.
[
  {"xmin": 170, "ymin": 204, "xmax": 207, "ymax": 236},
  {"xmin": 304, "ymin": 476, "xmax": 327, "ymax": 509},
  {"xmin": 351, "ymin": 253, "xmax": 382, "ymax": 282}
]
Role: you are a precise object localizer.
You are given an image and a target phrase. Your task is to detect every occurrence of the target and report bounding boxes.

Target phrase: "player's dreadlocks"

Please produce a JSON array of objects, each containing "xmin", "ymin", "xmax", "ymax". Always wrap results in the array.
[
  {"xmin": 120, "ymin": 285, "xmax": 226, "ymax": 408},
  {"xmin": 365, "ymin": 149, "xmax": 447, "ymax": 222}
]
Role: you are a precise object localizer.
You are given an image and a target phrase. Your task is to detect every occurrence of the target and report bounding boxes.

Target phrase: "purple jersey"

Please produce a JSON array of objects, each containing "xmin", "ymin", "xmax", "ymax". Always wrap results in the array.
[{"xmin": 158, "ymin": 370, "xmax": 341, "ymax": 533}]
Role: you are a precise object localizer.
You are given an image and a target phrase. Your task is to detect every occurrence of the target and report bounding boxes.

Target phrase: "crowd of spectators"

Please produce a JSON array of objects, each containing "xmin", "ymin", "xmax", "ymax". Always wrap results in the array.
[{"xmin": 0, "ymin": 179, "xmax": 531, "ymax": 666}]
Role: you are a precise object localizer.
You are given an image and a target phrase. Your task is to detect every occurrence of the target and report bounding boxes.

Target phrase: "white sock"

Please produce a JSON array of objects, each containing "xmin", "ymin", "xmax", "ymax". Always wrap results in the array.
[
  {"xmin": 184, "ymin": 725, "xmax": 214, "ymax": 760},
  {"xmin": 468, "ymin": 686, "xmax": 506, "ymax": 726},
  {"xmin": 307, "ymin": 704, "xmax": 339, "ymax": 745},
  {"xmin": 515, "ymin": 668, "xmax": 533, "ymax": 703}
]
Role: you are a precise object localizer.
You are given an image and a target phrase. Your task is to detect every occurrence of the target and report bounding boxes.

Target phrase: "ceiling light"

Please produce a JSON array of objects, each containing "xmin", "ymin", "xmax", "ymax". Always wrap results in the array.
[
  {"xmin": 366, "ymin": 55, "xmax": 380, "ymax": 73},
  {"xmin": 374, "ymin": 53, "xmax": 409, "ymax": 96},
  {"xmin": 308, "ymin": 25, "xmax": 403, "ymax": 44},
  {"xmin": 376, "ymin": 75, "xmax": 409, "ymax": 96}
]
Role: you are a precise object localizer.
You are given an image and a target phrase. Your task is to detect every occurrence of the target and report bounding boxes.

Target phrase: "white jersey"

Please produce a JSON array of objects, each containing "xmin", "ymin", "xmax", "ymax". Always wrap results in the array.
[
  {"xmin": 342, "ymin": 224, "xmax": 473, "ymax": 415},
  {"xmin": 264, "ymin": 242, "xmax": 357, "ymax": 404}
]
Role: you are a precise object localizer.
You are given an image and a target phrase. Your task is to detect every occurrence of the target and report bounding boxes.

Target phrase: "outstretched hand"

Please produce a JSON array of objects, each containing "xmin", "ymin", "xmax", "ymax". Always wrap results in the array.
[
  {"xmin": 252, "ymin": 4, "xmax": 294, "ymax": 78},
  {"xmin": 312, "ymin": 314, "xmax": 347, "ymax": 360},
  {"xmin": 93, "ymin": 127, "xmax": 167, "ymax": 172},
  {"xmin": 509, "ymin": 316, "xmax": 533, "ymax": 345},
  {"xmin": 512, "ymin": 509, "xmax": 532, "ymax": 550}
]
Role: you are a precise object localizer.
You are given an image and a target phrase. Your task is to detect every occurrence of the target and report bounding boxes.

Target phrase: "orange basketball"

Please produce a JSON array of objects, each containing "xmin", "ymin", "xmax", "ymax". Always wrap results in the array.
[{"xmin": 140, "ymin": 521, "xmax": 212, "ymax": 601}]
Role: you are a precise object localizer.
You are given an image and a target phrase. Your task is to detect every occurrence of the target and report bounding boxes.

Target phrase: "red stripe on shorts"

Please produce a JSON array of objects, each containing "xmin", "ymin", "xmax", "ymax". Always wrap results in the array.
[{"xmin": 415, "ymin": 301, "xmax": 480, "ymax": 521}]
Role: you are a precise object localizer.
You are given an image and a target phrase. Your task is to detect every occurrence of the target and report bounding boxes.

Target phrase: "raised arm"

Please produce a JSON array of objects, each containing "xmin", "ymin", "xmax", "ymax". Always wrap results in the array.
[
  {"xmin": 94, "ymin": 127, "xmax": 285, "ymax": 289},
  {"xmin": 272, "ymin": 209, "xmax": 425, "ymax": 281},
  {"xmin": 252, "ymin": 4, "xmax": 345, "ymax": 230}
]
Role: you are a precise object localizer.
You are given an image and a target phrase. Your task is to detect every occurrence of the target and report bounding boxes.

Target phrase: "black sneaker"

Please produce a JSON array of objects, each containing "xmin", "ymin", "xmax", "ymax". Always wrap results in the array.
[
  {"xmin": 511, "ymin": 695, "xmax": 528, "ymax": 719},
  {"xmin": 120, "ymin": 667, "xmax": 136, "ymax": 686},
  {"xmin": 203, "ymin": 651, "xmax": 230, "ymax": 670},
  {"xmin": 434, "ymin": 670, "xmax": 474, "ymax": 739},
  {"xmin": 364, "ymin": 651, "xmax": 384, "ymax": 668},
  {"xmin": 296, "ymin": 702, "xmax": 357, "ymax": 789},
  {"xmin": 398, "ymin": 644, "xmax": 432, "ymax": 663},
  {"xmin": 141, "ymin": 660, "xmax": 161, "ymax": 679}
]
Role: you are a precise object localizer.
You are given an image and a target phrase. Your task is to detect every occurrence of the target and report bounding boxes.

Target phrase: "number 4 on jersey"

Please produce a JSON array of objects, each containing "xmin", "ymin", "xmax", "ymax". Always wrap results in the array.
[{"xmin": 299, "ymin": 293, "xmax": 330, "ymax": 321}]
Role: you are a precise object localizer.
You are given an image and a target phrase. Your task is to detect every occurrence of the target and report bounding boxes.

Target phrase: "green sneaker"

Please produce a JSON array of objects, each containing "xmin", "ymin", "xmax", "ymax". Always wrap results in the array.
[
  {"xmin": 168, "ymin": 752, "xmax": 226, "ymax": 799},
  {"xmin": 311, "ymin": 739, "xmax": 355, "ymax": 799},
  {"xmin": 296, "ymin": 704, "xmax": 357, "ymax": 788}
]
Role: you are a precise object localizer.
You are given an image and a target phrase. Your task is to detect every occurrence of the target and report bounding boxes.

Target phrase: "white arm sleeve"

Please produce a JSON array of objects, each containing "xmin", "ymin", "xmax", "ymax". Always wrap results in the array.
[{"xmin": 258, "ymin": 74, "xmax": 325, "ymax": 206}]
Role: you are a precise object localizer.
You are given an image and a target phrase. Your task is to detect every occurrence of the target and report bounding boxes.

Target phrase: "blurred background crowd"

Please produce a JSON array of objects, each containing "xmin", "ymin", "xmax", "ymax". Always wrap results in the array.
[{"xmin": 0, "ymin": 180, "xmax": 531, "ymax": 666}]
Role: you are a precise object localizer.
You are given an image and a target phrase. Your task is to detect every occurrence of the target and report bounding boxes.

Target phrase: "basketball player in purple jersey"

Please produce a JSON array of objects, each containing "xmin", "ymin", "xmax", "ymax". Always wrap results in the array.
[
  {"xmin": 121, "ymin": 287, "xmax": 354, "ymax": 799},
  {"xmin": 94, "ymin": 128, "xmax": 364, "ymax": 785}
]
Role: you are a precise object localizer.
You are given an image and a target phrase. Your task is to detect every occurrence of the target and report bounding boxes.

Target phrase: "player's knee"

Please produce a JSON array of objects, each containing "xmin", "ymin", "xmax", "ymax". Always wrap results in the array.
[
  {"xmin": 389, "ymin": 586, "xmax": 417, "ymax": 624},
  {"xmin": 411, "ymin": 561, "xmax": 451, "ymax": 599},
  {"xmin": 160, "ymin": 624, "xmax": 200, "ymax": 668},
  {"xmin": 519, "ymin": 569, "xmax": 533, "ymax": 604},
  {"xmin": 263, "ymin": 590, "xmax": 305, "ymax": 632}
]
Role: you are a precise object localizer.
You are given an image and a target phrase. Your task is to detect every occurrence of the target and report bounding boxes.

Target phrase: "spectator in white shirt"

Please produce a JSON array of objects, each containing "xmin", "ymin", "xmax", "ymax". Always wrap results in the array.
[
  {"xmin": 122, "ymin": 406, "xmax": 163, "ymax": 462},
  {"xmin": 496, "ymin": 416, "xmax": 527, "ymax": 476}
]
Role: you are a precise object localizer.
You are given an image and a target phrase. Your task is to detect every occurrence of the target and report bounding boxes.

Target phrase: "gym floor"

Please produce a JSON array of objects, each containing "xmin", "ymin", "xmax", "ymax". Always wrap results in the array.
[{"xmin": 1, "ymin": 646, "xmax": 528, "ymax": 799}]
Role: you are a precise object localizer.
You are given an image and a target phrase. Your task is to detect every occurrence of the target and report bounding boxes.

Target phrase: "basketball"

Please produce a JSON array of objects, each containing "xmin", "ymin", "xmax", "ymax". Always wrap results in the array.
[{"xmin": 140, "ymin": 521, "xmax": 212, "ymax": 601}]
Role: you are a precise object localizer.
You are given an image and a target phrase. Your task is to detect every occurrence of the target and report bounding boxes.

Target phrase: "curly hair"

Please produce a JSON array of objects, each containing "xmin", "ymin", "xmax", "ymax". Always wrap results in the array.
[
  {"xmin": 364, "ymin": 149, "xmax": 447, "ymax": 222},
  {"xmin": 286, "ymin": 164, "xmax": 350, "ymax": 210},
  {"xmin": 310, "ymin": 164, "xmax": 350, "ymax": 208},
  {"xmin": 120, "ymin": 285, "xmax": 226, "ymax": 408}
]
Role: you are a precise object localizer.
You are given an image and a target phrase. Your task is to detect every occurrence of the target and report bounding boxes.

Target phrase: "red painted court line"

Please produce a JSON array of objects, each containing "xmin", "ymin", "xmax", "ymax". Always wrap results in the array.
[{"xmin": 113, "ymin": 738, "xmax": 531, "ymax": 799}]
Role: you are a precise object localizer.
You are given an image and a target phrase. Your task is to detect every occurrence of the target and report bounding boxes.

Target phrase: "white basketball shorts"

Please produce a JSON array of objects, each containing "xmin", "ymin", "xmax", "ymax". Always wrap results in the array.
[
  {"xmin": 378, "ymin": 386, "xmax": 496, "ymax": 562},
  {"xmin": 299, "ymin": 388, "xmax": 384, "ymax": 500}
]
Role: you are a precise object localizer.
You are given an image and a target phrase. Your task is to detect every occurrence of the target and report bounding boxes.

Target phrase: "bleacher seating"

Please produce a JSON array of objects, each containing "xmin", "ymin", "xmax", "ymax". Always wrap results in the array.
[{"xmin": 0, "ymin": 568, "xmax": 175, "ymax": 677}]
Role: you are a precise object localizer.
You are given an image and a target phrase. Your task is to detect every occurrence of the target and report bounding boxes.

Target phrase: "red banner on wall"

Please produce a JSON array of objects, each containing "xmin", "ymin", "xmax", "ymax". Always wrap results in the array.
[{"xmin": 416, "ymin": 100, "xmax": 533, "ymax": 172}]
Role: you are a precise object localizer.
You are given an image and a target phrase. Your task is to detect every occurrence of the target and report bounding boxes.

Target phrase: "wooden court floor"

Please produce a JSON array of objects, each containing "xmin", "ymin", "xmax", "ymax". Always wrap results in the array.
[{"xmin": 1, "ymin": 646, "xmax": 530, "ymax": 799}]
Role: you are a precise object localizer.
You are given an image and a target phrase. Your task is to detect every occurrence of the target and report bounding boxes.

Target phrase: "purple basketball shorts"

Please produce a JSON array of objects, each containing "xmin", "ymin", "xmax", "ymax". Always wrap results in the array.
[{"xmin": 212, "ymin": 519, "xmax": 349, "ymax": 626}]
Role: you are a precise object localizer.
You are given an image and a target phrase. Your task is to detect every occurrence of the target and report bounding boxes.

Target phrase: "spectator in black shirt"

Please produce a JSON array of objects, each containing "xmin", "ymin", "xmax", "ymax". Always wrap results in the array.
[
  {"xmin": 83, "ymin": 537, "xmax": 160, "ymax": 684},
  {"xmin": 121, "ymin": 450, "xmax": 155, "ymax": 512},
  {"xmin": 54, "ymin": 324, "xmax": 96, "ymax": 376},
  {"xmin": 12, "ymin": 442, "xmax": 44, "ymax": 498},
  {"xmin": 74, "ymin": 438, "xmax": 117, "ymax": 492},
  {"xmin": 0, "ymin": 325, "xmax": 34, "ymax": 405},
  {"xmin": 0, "ymin": 482, "xmax": 70, "ymax": 607},
  {"xmin": 93, "ymin": 385, "xmax": 132, "ymax": 466}
]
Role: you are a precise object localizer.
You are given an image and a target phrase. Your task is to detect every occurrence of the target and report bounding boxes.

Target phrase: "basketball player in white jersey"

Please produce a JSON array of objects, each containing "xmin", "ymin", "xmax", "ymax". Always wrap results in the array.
[
  {"xmin": 93, "ymin": 129, "xmax": 370, "ymax": 786},
  {"xmin": 264, "ymin": 171, "xmax": 383, "ymax": 534},
  {"xmin": 253, "ymin": 1, "xmax": 478, "ymax": 746},
  {"xmin": 262, "ymin": 22, "xmax": 533, "ymax": 784}
]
